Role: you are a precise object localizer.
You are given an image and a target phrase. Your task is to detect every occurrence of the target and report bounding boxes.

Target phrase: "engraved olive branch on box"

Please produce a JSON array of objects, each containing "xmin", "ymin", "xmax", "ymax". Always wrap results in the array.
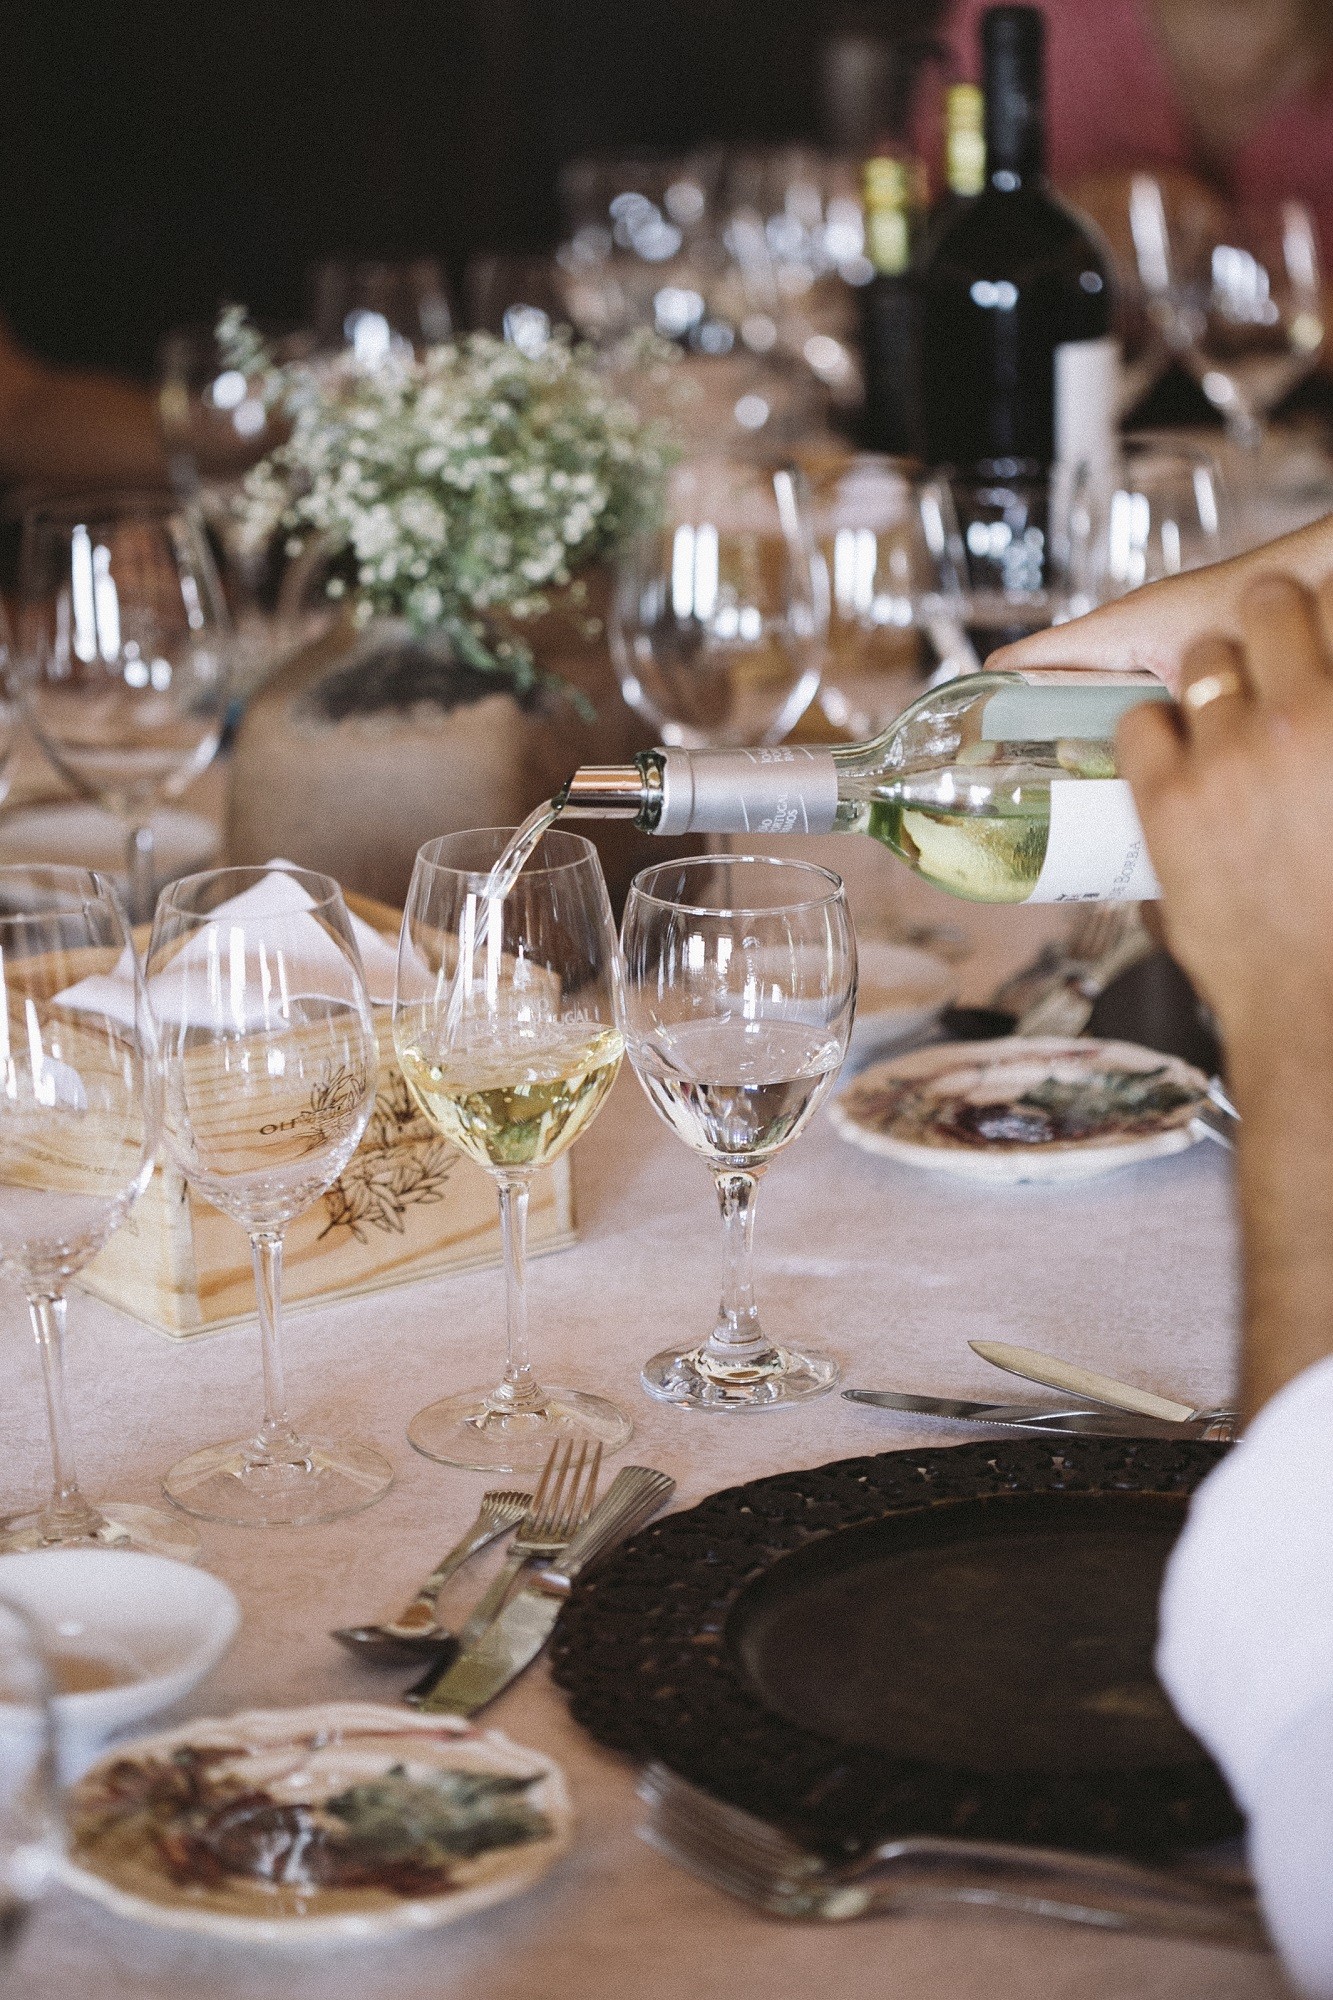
[{"xmin": 318, "ymin": 1061, "xmax": 458, "ymax": 1243}]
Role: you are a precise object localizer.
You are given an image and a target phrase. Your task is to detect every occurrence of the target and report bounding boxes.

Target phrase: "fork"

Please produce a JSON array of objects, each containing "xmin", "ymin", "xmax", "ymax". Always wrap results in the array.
[
  {"xmin": 1014, "ymin": 910, "xmax": 1153, "ymax": 1038},
  {"xmin": 404, "ymin": 1438, "xmax": 600, "ymax": 1705},
  {"xmin": 331, "ymin": 1487, "xmax": 531, "ymax": 1659},
  {"xmin": 638, "ymin": 1766, "xmax": 1267, "ymax": 1949}
]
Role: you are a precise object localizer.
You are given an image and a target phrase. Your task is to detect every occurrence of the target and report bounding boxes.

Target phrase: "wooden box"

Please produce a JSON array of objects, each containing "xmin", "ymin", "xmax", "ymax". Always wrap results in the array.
[{"xmin": 78, "ymin": 895, "xmax": 577, "ymax": 1339}]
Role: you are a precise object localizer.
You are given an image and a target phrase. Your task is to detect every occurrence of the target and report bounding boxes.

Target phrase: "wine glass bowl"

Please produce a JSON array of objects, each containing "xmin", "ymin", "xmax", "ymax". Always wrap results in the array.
[
  {"xmin": 0, "ymin": 866, "xmax": 195, "ymax": 1558},
  {"xmin": 394, "ymin": 828, "xmax": 631, "ymax": 1473},
  {"xmin": 148, "ymin": 865, "xmax": 391, "ymax": 1526},
  {"xmin": 610, "ymin": 457, "xmax": 827, "ymax": 748},
  {"xmin": 931, "ymin": 460, "xmax": 1075, "ymax": 658},
  {"xmin": 16, "ymin": 495, "xmax": 230, "ymax": 922},
  {"xmin": 622, "ymin": 854, "xmax": 855, "ymax": 1410},
  {"xmin": 1068, "ymin": 437, "xmax": 1230, "ymax": 606}
]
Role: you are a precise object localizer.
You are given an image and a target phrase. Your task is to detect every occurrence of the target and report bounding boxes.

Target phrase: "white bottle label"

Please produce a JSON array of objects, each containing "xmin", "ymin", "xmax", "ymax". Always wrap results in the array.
[
  {"xmin": 1055, "ymin": 334, "xmax": 1120, "ymax": 475},
  {"xmin": 1026, "ymin": 778, "xmax": 1161, "ymax": 902}
]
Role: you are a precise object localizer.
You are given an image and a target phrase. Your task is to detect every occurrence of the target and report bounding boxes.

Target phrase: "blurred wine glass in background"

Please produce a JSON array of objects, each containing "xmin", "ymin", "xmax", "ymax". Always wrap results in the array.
[
  {"xmin": 1133, "ymin": 181, "xmax": 1325, "ymax": 450},
  {"xmin": 16, "ymin": 496, "xmax": 230, "ymax": 922},
  {"xmin": 928, "ymin": 459, "xmax": 1077, "ymax": 664},
  {"xmin": 1067, "ymin": 436, "xmax": 1231, "ymax": 608},
  {"xmin": 309, "ymin": 256, "xmax": 454, "ymax": 364},
  {"xmin": 610, "ymin": 456, "xmax": 827, "ymax": 748}
]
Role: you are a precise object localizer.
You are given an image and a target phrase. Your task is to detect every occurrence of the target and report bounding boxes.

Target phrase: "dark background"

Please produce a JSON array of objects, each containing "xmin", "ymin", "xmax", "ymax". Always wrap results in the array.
[{"xmin": 0, "ymin": 0, "xmax": 938, "ymax": 377}]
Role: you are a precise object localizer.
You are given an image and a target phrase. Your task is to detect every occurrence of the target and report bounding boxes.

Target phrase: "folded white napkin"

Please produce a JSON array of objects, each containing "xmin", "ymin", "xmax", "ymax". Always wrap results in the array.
[{"xmin": 55, "ymin": 863, "xmax": 400, "ymax": 1031}]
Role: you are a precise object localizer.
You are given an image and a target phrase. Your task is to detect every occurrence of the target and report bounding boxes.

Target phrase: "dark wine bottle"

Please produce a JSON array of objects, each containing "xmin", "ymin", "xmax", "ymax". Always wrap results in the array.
[
  {"xmin": 859, "ymin": 153, "xmax": 923, "ymax": 457},
  {"xmin": 915, "ymin": 6, "xmax": 1117, "ymax": 471}
]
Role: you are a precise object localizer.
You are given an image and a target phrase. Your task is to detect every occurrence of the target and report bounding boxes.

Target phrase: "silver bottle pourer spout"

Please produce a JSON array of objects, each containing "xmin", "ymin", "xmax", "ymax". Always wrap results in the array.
[{"xmin": 556, "ymin": 760, "xmax": 661, "ymax": 823}]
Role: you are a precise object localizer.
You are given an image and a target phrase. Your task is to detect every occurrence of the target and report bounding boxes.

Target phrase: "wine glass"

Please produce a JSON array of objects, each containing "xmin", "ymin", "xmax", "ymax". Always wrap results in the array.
[
  {"xmin": 610, "ymin": 456, "xmax": 827, "ymax": 749},
  {"xmin": 928, "ymin": 460, "xmax": 1078, "ymax": 664},
  {"xmin": 16, "ymin": 494, "xmax": 231, "ymax": 924},
  {"xmin": 0, "ymin": 866, "xmax": 195, "ymax": 1558},
  {"xmin": 148, "ymin": 865, "xmax": 392, "ymax": 1526},
  {"xmin": 394, "ymin": 829, "xmax": 632, "ymax": 1473},
  {"xmin": 309, "ymin": 257, "xmax": 454, "ymax": 363},
  {"xmin": 1142, "ymin": 192, "xmax": 1325, "ymax": 449},
  {"xmin": 808, "ymin": 454, "xmax": 972, "ymax": 731},
  {"xmin": 622, "ymin": 855, "xmax": 856, "ymax": 1410},
  {"xmin": 0, "ymin": 1599, "xmax": 61, "ymax": 1955},
  {"xmin": 1067, "ymin": 437, "xmax": 1231, "ymax": 607}
]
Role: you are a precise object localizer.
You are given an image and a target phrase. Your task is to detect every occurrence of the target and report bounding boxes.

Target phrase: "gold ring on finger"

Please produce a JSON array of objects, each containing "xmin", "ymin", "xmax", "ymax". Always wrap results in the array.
[{"xmin": 1181, "ymin": 669, "xmax": 1245, "ymax": 713}]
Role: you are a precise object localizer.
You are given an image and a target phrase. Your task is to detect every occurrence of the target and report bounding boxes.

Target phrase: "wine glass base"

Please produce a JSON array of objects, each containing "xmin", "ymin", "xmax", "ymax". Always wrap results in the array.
[
  {"xmin": 641, "ymin": 1342, "xmax": 839, "ymax": 1411},
  {"xmin": 407, "ymin": 1385, "xmax": 633, "ymax": 1473},
  {"xmin": 163, "ymin": 1436, "xmax": 393, "ymax": 1527},
  {"xmin": 0, "ymin": 1500, "xmax": 200, "ymax": 1561}
]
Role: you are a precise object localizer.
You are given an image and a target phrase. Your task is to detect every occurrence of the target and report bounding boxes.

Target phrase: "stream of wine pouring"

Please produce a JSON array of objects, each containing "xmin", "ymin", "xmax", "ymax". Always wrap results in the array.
[{"xmin": 439, "ymin": 796, "xmax": 566, "ymax": 1043}]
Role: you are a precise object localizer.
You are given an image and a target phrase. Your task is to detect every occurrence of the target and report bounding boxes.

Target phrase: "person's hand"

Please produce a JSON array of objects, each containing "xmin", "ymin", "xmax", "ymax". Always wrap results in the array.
[
  {"xmin": 987, "ymin": 515, "xmax": 1333, "ymax": 693},
  {"xmin": 1116, "ymin": 573, "xmax": 1333, "ymax": 1083}
]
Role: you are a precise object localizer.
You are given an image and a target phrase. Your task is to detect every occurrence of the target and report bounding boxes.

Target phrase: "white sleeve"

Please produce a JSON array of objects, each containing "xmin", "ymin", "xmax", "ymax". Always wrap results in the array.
[{"xmin": 1157, "ymin": 1353, "xmax": 1333, "ymax": 1997}]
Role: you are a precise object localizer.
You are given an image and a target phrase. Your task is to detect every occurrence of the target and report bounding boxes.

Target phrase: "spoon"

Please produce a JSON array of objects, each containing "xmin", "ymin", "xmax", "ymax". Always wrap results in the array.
[{"xmin": 332, "ymin": 1488, "xmax": 530, "ymax": 1662}]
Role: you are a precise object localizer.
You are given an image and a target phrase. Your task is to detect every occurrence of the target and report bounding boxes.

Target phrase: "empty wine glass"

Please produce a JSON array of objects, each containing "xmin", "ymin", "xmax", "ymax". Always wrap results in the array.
[
  {"xmin": 0, "ymin": 866, "xmax": 195, "ymax": 1558},
  {"xmin": 16, "ymin": 494, "xmax": 230, "ymax": 923},
  {"xmin": 622, "ymin": 855, "xmax": 855, "ymax": 1410},
  {"xmin": 610, "ymin": 457, "xmax": 827, "ymax": 748},
  {"xmin": 309, "ymin": 257, "xmax": 454, "ymax": 363},
  {"xmin": 0, "ymin": 1600, "xmax": 61, "ymax": 1955},
  {"xmin": 148, "ymin": 866, "xmax": 391, "ymax": 1526},
  {"xmin": 928, "ymin": 460, "xmax": 1078, "ymax": 665},
  {"xmin": 1067, "ymin": 437, "xmax": 1231, "ymax": 607},
  {"xmin": 808, "ymin": 454, "xmax": 971, "ymax": 730},
  {"xmin": 394, "ymin": 829, "xmax": 632, "ymax": 1472},
  {"xmin": 1139, "ymin": 188, "xmax": 1324, "ymax": 449}
]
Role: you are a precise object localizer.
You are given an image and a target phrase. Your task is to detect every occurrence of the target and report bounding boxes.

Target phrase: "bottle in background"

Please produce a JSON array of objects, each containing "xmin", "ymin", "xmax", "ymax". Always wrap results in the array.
[
  {"xmin": 942, "ymin": 82, "xmax": 985, "ymax": 208},
  {"xmin": 859, "ymin": 152, "xmax": 924, "ymax": 456},
  {"xmin": 915, "ymin": 5, "xmax": 1118, "ymax": 474}
]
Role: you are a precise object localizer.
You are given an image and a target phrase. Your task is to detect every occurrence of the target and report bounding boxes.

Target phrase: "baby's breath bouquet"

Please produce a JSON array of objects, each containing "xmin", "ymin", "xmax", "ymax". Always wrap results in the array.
[{"xmin": 221, "ymin": 308, "xmax": 671, "ymax": 704}]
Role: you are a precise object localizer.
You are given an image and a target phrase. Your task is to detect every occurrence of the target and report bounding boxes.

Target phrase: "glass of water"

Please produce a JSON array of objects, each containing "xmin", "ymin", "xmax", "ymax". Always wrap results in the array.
[{"xmin": 622, "ymin": 855, "xmax": 856, "ymax": 1410}]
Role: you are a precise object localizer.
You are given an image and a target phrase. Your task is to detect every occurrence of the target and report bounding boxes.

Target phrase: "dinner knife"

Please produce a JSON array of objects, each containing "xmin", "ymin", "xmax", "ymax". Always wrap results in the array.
[
  {"xmin": 842, "ymin": 1391, "xmax": 1233, "ymax": 1439},
  {"xmin": 407, "ymin": 1465, "xmax": 675, "ymax": 1716},
  {"xmin": 969, "ymin": 1340, "xmax": 1200, "ymax": 1423}
]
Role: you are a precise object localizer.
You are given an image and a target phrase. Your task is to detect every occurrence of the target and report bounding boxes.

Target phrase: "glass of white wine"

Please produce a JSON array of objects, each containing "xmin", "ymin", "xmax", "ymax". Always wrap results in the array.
[
  {"xmin": 148, "ymin": 865, "xmax": 392, "ymax": 1526},
  {"xmin": 0, "ymin": 865, "xmax": 196, "ymax": 1557},
  {"xmin": 394, "ymin": 829, "xmax": 631, "ymax": 1473},
  {"xmin": 622, "ymin": 855, "xmax": 856, "ymax": 1410}
]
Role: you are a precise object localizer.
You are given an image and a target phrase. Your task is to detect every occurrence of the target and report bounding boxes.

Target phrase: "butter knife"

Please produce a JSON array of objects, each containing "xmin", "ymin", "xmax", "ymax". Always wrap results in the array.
[
  {"xmin": 969, "ymin": 1340, "xmax": 1204, "ymax": 1423},
  {"xmin": 408, "ymin": 1465, "xmax": 675, "ymax": 1716}
]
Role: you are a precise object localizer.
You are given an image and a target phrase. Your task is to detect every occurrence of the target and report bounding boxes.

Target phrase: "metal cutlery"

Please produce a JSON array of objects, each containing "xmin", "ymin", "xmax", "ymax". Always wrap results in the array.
[
  {"xmin": 1013, "ymin": 911, "xmax": 1154, "ymax": 1039},
  {"xmin": 405, "ymin": 1437, "xmax": 602, "ymax": 1706},
  {"xmin": 638, "ymin": 1764, "xmax": 1267, "ymax": 1948},
  {"xmin": 332, "ymin": 1486, "xmax": 531, "ymax": 1662},
  {"xmin": 841, "ymin": 1390, "xmax": 1234, "ymax": 1440},
  {"xmin": 970, "ymin": 1339, "xmax": 1237, "ymax": 1429},
  {"xmin": 410, "ymin": 1464, "xmax": 675, "ymax": 1716}
]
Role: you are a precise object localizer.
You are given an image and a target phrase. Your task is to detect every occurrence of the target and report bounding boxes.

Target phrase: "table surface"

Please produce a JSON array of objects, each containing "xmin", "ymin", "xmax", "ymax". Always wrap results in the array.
[{"xmin": 4, "ymin": 837, "xmax": 1284, "ymax": 2000}]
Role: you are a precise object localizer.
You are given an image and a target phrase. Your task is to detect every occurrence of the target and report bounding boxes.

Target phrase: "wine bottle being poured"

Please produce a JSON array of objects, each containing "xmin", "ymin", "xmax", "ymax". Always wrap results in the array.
[{"xmin": 554, "ymin": 668, "xmax": 1171, "ymax": 905}]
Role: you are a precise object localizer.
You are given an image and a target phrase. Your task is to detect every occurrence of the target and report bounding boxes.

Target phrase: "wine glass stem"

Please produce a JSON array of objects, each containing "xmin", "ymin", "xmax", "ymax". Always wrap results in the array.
[
  {"xmin": 125, "ymin": 822, "xmax": 156, "ymax": 926},
  {"xmin": 28, "ymin": 1292, "xmax": 103, "ymax": 1538},
  {"xmin": 494, "ymin": 1173, "xmax": 542, "ymax": 1413},
  {"xmin": 250, "ymin": 1231, "xmax": 299, "ymax": 1450},
  {"xmin": 707, "ymin": 1169, "xmax": 768, "ymax": 1360}
]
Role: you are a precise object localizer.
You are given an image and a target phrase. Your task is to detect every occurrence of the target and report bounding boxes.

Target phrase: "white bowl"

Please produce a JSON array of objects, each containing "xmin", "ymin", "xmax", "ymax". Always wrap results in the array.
[
  {"xmin": 848, "ymin": 939, "xmax": 957, "ymax": 1065},
  {"xmin": 0, "ymin": 1550, "xmax": 239, "ymax": 1769}
]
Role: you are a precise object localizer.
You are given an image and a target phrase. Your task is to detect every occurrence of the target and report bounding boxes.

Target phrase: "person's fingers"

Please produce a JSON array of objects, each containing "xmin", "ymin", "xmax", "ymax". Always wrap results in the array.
[
  {"xmin": 1236, "ymin": 574, "xmax": 1331, "ymax": 709},
  {"xmin": 1116, "ymin": 698, "xmax": 1185, "ymax": 799},
  {"xmin": 1176, "ymin": 634, "xmax": 1251, "ymax": 744}
]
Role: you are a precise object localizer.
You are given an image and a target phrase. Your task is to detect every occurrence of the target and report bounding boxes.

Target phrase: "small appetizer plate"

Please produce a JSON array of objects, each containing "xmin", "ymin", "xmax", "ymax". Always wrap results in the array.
[
  {"xmin": 829, "ymin": 1036, "xmax": 1209, "ymax": 1184},
  {"xmin": 60, "ymin": 1702, "xmax": 572, "ymax": 1946}
]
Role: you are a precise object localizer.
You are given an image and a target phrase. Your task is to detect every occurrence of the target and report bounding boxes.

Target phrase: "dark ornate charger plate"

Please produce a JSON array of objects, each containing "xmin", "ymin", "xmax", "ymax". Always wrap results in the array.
[{"xmin": 550, "ymin": 1437, "xmax": 1242, "ymax": 1861}]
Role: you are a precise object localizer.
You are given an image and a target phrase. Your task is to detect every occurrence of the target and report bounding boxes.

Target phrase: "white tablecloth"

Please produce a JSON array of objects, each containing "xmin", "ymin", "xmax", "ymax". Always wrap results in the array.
[{"xmin": 3, "ymin": 841, "xmax": 1280, "ymax": 2000}]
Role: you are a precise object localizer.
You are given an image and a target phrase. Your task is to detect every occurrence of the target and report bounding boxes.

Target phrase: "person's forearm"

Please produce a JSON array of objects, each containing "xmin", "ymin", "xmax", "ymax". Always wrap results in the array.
[{"xmin": 989, "ymin": 515, "xmax": 1333, "ymax": 690}]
